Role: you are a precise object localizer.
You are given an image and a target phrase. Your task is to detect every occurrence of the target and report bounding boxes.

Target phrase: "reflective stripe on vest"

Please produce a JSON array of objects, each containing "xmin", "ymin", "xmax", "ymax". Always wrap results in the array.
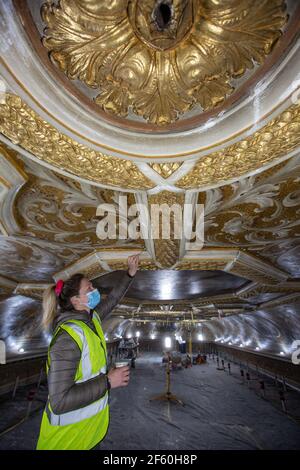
[
  {"xmin": 46, "ymin": 392, "xmax": 108, "ymax": 426},
  {"xmin": 46, "ymin": 315, "xmax": 108, "ymax": 426},
  {"xmin": 62, "ymin": 322, "xmax": 107, "ymax": 380}
]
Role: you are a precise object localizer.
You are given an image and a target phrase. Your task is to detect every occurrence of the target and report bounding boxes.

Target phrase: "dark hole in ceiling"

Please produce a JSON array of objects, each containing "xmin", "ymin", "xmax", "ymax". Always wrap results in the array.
[{"xmin": 155, "ymin": 2, "xmax": 172, "ymax": 30}]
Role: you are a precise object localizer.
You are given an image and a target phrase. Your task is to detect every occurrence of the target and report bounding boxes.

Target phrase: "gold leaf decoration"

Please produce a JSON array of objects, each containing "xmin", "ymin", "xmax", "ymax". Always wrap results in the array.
[
  {"xmin": 148, "ymin": 191, "xmax": 185, "ymax": 267},
  {"xmin": 228, "ymin": 261, "xmax": 282, "ymax": 285},
  {"xmin": 174, "ymin": 260, "xmax": 227, "ymax": 271},
  {"xmin": 149, "ymin": 162, "xmax": 182, "ymax": 178},
  {"xmin": 14, "ymin": 176, "xmax": 109, "ymax": 246},
  {"xmin": 0, "ymin": 94, "xmax": 154, "ymax": 190},
  {"xmin": 177, "ymin": 105, "xmax": 300, "ymax": 188},
  {"xmin": 202, "ymin": 155, "xmax": 300, "ymax": 249},
  {"xmin": 108, "ymin": 259, "xmax": 157, "ymax": 271},
  {"xmin": 13, "ymin": 169, "xmax": 144, "ymax": 248},
  {"xmin": 41, "ymin": 0, "xmax": 287, "ymax": 125}
]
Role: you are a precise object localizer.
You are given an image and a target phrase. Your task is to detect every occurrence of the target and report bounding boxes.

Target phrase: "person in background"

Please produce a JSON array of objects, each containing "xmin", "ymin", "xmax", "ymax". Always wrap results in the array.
[{"xmin": 36, "ymin": 254, "xmax": 140, "ymax": 450}]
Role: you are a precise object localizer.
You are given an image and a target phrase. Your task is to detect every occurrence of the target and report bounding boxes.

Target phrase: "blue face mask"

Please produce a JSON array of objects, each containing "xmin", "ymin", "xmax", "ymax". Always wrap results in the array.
[{"xmin": 86, "ymin": 288, "xmax": 101, "ymax": 309}]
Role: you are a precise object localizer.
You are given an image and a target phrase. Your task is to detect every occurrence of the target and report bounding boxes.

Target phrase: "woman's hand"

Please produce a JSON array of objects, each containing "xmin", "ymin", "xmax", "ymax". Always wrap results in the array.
[
  {"xmin": 127, "ymin": 254, "xmax": 140, "ymax": 277},
  {"xmin": 108, "ymin": 366, "xmax": 130, "ymax": 389}
]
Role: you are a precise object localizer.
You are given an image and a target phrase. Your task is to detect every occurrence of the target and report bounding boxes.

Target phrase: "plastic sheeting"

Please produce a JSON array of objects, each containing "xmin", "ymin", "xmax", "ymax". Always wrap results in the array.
[
  {"xmin": 0, "ymin": 353, "xmax": 300, "ymax": 450},
  {"xmin": 100, "ymin": 354, "xmax": 300, "ymax": 450}
]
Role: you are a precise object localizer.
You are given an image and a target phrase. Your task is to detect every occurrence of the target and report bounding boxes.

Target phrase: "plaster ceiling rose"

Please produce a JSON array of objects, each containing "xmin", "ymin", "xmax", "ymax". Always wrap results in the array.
[{"xmin": 40, "ymin": 0, "xmax": 287, "ymax": 126}]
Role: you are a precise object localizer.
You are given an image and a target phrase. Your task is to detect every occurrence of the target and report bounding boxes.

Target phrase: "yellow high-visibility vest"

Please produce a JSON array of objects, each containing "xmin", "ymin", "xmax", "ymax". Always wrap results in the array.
[{"xmin": 37, "ymin": 311, "xmax": 109, "ymax": 450}]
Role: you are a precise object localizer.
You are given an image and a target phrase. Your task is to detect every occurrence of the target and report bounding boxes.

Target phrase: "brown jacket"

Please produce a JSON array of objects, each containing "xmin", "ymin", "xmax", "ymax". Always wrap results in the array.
[{"xmin": 47, "ymin": 271, "xmax": 134, "ymax": 415}]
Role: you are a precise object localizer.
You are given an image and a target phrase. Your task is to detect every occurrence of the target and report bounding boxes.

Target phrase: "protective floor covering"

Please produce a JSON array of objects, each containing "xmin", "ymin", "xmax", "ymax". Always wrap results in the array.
[
  {"xmin": 100, "ymin": 354, "xmax": 300, "ymax": 450},
  {"xmin": 0, "ymin": 353, "xmax": 300, "ymax": 450}
]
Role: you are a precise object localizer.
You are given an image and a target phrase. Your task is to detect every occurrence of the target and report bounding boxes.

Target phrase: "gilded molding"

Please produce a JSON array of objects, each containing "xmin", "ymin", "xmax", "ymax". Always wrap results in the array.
[
  {"xmin": 53, "ymin": 249, "xmax": 155, "ymax": 281},
  {"xmin": 174, "ymin": 259, "xmax": 227, "ymax": 271},
  {"xmin": 2, "ymin": 94, "xmax": 300, "ymax": 194},
  {"xmin": 176, "ymin": 248, "xmax": 288, "ymax": 285},
  {"xmin": 228, "ymin": 261, "xmax": 280, "ymax": 286},
  {"xmin": 14, "ymin": 285, "xmax": 49, "ymax": 300},
  {"xmin": 0, "ymin": 94, "xmax": 155, "ymax": 190},
  {"xmin": 149, "ymin": 162, "xmax": 182, "ymax": 179},
  {"xmin": 52, "ymin": 246, "xmax": 289, "ymax": 290},
  {"xmin": 80, "ymin": 263, "xmax": 107, "ymax": 281},
  {"xmin": 237, "ymin": 282, "xmax": 300, "ymax": 298},
  {"xmin": 259, "ymin": 292, "xmax": 300, "ymax": 309},
  {"xmin": 148, "ymin": 191, "xmax": 185, "ymax": 267},
  {"xmin": 176, "ymin": 105, "xmax": 300, "ymax": 189},
  {"xmin": 108, "ymin": 259, "xmax": 157, "ymax": 271}
]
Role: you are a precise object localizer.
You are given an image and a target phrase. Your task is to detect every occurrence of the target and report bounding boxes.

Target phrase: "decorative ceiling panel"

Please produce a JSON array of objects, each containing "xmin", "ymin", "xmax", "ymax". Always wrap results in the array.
[
  {"xmin": 14, "ymin": 161, "xmax": 143, "ymax": 249},
  {"xmin": 176, "ymin": 105, "xmax": 300, "ymax": 189},
  {"xmin": 0, "ymin": 94, "xmax": 155, "ymax": 190},
  {"xmin": 0, "ymin": 235, "xmax": 63, "ymax": 282},
  {"xmin": 201, "ymin": 153, "xmax": 300, "ymax": 277},
  {"xmin": 39, "ymin": 0, "xmax": 287, "ymax": 127},
  {"xmin": 1, "ymin": 94, "xmax": 300, "ymax": 192}
]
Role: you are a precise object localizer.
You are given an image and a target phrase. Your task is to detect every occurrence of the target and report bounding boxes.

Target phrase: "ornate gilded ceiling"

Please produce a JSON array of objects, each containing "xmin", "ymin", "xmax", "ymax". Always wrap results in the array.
[
  {"xmin": 1, "ymin": 0, "xmax": 299, "ymax": 161},
  {"xmin": 1, "ymin": 1, "xmax": 300, "ymax": 360},
  {"xmin": 0, "ymin": 95, "xmax": 155, "ymax": 190},
  {"xmin": 0, "ymin": 140, "xmax": 299, "ymax": 297},
  {"xmin": 40, "ymin": 0, "xmax": 287, "ymax": 127},
  {"xmin": 1, "ymin": 94, "xmax": 300, "ymax": 191}
]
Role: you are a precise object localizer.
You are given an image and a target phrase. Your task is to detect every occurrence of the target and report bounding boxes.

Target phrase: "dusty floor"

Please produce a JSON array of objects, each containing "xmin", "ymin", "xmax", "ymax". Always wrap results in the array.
[{"xmin": 0, "ymin": 353, "xmax": 300, "ymax": 450}]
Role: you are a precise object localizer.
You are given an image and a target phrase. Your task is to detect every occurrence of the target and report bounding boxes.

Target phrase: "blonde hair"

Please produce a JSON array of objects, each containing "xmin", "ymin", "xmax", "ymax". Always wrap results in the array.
[
  {"xmin": 42, "ymin": 285, "xmax": 58, "ymax": 331},
  {"xmin": 41, "ymin": 273, "xmax": 85, "ymax": 331}
]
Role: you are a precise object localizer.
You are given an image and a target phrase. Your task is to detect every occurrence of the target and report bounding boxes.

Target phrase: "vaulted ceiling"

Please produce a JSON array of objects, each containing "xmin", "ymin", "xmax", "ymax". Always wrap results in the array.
[{"xmin": 0, "ymin": 0, "xmax": 300, "ymax": 360}]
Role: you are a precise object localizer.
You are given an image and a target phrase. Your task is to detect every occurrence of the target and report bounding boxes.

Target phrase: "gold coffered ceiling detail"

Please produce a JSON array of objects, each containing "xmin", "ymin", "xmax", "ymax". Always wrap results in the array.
[{"xmin": 41, "ymin": 0, "xmax": 287, "ymax": 126}]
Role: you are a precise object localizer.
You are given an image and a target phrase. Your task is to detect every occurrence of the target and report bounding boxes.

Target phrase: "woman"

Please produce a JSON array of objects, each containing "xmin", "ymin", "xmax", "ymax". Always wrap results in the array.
[{"xmin": 37, "ymin": 254, "xmax": 139, "ymax": 450}]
